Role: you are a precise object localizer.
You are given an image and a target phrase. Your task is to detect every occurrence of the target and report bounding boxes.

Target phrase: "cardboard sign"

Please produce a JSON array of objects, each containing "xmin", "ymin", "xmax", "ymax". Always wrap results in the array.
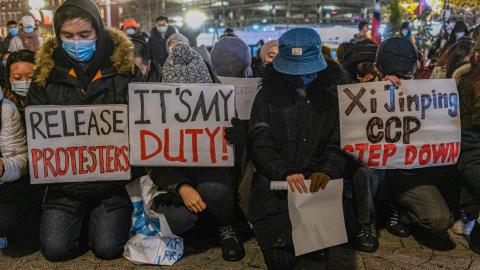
[
  {"xmin": 338, "ymin": 79, "xmax": 461, "ymax": 169},
  {"xmin": 26, "ymin": 105, "xmax": 131, "ymax": 184},
  {"xmin": 129, "ymin": 83, "xmax": 235, "ymax": 167},
  {"xmin": 218, "ymin": 77, "xmax": 261, "ymax": 120}
]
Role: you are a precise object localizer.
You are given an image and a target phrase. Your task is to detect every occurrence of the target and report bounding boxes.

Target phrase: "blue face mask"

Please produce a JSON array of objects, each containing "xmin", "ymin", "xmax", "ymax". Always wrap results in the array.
[
  {"xmin": 456, "ymin": 31, "xmax": 465, "ymax": 40},
  {"xmin": 23, "ymin": 27, "xmax": 34, "ymax": 33},
  {"xmin": 157, "ymin": 26, "xmax": 167, "ymax": 33},
  {"xmin": 297, "ymin": 73, "xmax": 318, "ymax": 88},
  {"xmin": 61, "ymin": 39, "xmax": 97, "ymax": 62},
  {"xmin": 126, "ymin": 28, "xmax": 136, "ymax": 36},
  {"xmin": 9, "ymin": 27, "xmax": 18, "ymax": 36}
]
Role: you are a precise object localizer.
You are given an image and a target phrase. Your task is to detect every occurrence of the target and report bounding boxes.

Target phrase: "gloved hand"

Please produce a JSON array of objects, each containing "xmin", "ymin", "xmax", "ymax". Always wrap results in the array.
[
  {"xmin": 310, "ymin": 172, "xmax": 331, "ymax": 192},
  {"xmin": 224, "ymin": 118, "xmax": 249, "ymax": 147}
]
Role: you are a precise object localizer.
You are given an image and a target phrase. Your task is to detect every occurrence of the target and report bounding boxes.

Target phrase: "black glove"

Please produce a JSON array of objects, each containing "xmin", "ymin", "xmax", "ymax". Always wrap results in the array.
[{"xmin": 224, "ymin": 118, "xmax": 249, "ymax": 147}]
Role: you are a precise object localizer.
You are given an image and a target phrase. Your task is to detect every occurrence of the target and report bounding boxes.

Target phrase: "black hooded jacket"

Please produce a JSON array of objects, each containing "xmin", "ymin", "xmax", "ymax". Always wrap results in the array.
[
  {"xmin": 25, "ymin": 0, "xmax": 134, "ymax": 212},
  {"xmin": 249, "ymin": 60, "xmax": 348, "ymax": 181},
  {"xmin": 147, "ymin": 25, "xmax": 177, "ymax": 67},
  {"xmin": 247, "ymin": 61, "xmax": 349, "ymax": 248}
]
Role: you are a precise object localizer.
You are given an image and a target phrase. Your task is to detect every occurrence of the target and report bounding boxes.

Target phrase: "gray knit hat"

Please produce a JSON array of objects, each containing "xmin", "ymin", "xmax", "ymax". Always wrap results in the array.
[
  {"xmin": 210, "ymin": 37, "xmax": 252, "ymax": 77},
  {"xmin": 166, "ymin": 33, "xmax": 190, "ymax": 49},
  {"xmin": 162, "ymin": 42, "xmax": 212, "ymax": 83}
]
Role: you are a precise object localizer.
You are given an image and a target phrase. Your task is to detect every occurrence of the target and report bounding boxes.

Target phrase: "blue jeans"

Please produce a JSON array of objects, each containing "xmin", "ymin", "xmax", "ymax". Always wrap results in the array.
[{"xmin": 39, "ymin": 201, "xmax": 131, "ymax": 261}]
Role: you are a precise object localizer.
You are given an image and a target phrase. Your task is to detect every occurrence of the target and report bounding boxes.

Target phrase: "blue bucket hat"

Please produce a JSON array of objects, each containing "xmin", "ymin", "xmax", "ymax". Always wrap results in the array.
[{"xmin": 273, "ymin": 28, "xmax": 327, "ymax": 76}]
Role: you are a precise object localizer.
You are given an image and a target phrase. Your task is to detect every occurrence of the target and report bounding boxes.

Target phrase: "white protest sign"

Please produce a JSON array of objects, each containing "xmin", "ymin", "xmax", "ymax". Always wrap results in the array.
[
  {"xmin": 218, "ymin": 76, "xmax": 261, "ymax": 120},
  {"xmin": 286, "ymin": 179, "xmax": 347, "ymax": 256},
  {"xmin": 338, "ymin": 79, "xmax": 461, "ymax": 169},
  {"xmin": 25, "ymin": 105, "xmax": 130, "ymax": 184},
  {"xmin": 129, "ymin": 83, "xmax": 235, "ymax": 167}
]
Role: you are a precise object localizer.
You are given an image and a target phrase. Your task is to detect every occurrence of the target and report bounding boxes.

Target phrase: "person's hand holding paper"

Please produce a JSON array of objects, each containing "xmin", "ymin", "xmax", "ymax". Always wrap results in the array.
[{"xmin": 310, "ymin": 172, "xmax": 331, "ymax": 192}]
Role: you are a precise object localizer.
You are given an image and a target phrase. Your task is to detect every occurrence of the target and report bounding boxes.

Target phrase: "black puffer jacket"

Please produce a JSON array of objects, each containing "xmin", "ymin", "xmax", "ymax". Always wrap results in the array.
[
  {"xmin": 247, "ymin": 60, "xmax": 348, "ymax": 249},
  {"xmin": 249, "ymin": 60, "xmax": 347, "ymax": 181},
  {"xmin": 458, "ymin": 125, "xmax": 480, "ymax": 198},
  {"xmin": 25, "ymin": 2, "xmax": 134, "ymax": 213}
]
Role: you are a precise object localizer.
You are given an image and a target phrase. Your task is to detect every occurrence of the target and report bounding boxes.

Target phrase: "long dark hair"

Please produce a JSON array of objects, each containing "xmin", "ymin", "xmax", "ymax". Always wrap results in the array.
[{"xmin": 5, "ymin": 49, "xmax": 35, "ymax": 90}]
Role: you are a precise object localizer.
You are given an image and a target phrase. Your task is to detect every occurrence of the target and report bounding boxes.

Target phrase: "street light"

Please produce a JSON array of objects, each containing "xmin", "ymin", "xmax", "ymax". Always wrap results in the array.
[
  {"xmin": 185, "ymin": 10, "xmax": 207, "ymax": 28},
  {"xmin": 28, "ymin": 0, "xmax": 45, "ymax": 10}
]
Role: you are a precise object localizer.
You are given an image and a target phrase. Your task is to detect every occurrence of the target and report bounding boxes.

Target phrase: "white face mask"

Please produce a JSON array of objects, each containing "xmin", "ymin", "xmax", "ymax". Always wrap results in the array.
[
  {"xmin": 456, "ymin": 32, "xmax": 465, "ymax": 40},
  {"xmin": 401, "ymin": 29, "xmax": 409, "ymax": 37},
  {"xmin": 157, "ymin": 26, "xmax": 168, "ymax": 33},
  {"xmin": 11, "ymin": 80, "xmax": 31, "ymax": 96}
]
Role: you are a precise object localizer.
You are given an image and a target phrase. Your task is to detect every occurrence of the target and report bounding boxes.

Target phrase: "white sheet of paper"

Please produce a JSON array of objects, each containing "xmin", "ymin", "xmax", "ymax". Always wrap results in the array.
[{"xmin": 288, "ymin": 179, "xmax": 348, "ymax": 256}]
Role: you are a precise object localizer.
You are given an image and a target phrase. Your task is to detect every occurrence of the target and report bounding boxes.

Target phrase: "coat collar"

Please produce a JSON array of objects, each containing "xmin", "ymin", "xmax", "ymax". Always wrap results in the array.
[
  {"xmin": 261, "ymin": 59, "xmax": 350, "ymax": 111},
  {"xmin": 34, "ymin": 28, "xmax": 133, "ymax": 87}
]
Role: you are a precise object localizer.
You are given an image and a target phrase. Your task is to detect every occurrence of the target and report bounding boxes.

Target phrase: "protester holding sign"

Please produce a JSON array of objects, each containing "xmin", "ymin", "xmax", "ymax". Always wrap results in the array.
[
  {"xmin": 25, "ymin": 0, "xmax": 134, "ymax": 261},
  {"xmin": 248, "ymin": 28, "xmax": 348, "ymax": 270},
  {"xmin": 0, "ymin": 90, "xmax": 28, "ymax": 250},
  {"xmin": 377, "ymin": 38, "xmax": 455, "ymax": 245},
  {"xmin": 150, "ymin": 41, "xmax": 245, "ymax": 262}
]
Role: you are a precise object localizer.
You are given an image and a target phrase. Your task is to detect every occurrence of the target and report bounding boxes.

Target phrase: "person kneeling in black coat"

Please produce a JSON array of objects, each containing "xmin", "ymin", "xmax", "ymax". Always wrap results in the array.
[{"xmin": 248, "ymin": 28, "xmax": 348, "ymax": 270}]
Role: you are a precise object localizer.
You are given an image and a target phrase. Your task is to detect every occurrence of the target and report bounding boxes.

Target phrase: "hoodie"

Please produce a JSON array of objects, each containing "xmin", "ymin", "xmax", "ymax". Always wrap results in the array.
[{"xmin": 53, "ymin": 0, "xmax": 112, "ymax": 88}]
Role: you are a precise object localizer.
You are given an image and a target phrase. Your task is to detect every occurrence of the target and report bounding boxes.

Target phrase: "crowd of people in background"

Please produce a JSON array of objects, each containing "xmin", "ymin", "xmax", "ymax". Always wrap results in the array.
[{"xmin": 0, "ymin": 0, "xmax": 479, "ymax": 269}]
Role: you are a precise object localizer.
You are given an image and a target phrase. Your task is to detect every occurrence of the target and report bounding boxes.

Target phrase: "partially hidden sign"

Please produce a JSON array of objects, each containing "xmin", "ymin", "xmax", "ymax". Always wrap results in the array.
[
  {"xmin": 218, "ymin": 76, "xmax": 260, "ymax": 120},
  {"xmin": 129, "ymin": 83, "xmax": 235, "ymax": 167},
  {"xmin": 338, "ymin": 79, "xmax": 461, "ymax": 169},
  {"xmin": 26, "ymin": 105, "xmax": 131, "ymax": 184}
]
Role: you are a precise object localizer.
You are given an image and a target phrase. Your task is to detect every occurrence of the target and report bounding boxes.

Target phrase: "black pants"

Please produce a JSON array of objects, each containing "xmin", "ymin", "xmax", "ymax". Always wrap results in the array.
[
  {"xmin": 0, "ymin": 177, "xmax": 29, "ymax": 237},
  {"xmin": 346, "ymin": 163, "xmax": 387, "ymax": 224},
  {"xmin": 154, "ymin": 168, "xmax": 236, "ymax": 235}
]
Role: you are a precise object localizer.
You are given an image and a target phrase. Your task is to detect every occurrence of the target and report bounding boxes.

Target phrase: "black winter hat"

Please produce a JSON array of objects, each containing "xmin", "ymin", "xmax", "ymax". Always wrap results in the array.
[
  {"xmin": 53, "ymin": 0, "xmax": 105, "ymax": 43},
  {"xmin": 376, "ymin": 37, "xmax": 418, "ymax": 76},
  {"xmin": 343, "ymin": 39, "xmax": 378, "ymax": 68}
]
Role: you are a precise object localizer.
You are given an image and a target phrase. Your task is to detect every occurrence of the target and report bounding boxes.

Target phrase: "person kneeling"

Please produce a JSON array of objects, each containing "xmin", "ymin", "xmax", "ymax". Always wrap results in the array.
[
  {"xmin": 150, "ymin": 41, "xmax": 245, "ymax": 262},
  {"xmin": 248, "ymin": 28, "xmax": 347, "ymax": 270}
]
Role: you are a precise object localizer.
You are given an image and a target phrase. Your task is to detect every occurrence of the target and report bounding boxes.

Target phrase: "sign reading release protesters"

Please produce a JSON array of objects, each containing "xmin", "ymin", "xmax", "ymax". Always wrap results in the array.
[
  {"xmin": 129, "ymin": 83, "xmax": 235, "ymax": 167},
  {"xmin": 26, "ymin": 105, "xmax": 131, "ymax": 184},
  {"xmin": 338, "ymin": 79, "xmax": 461, "ymax": 169}
]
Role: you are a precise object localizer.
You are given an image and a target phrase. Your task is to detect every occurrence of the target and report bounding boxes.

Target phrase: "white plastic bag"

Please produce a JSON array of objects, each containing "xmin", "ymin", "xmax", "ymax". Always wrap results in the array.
[{"xmin": 123, "ymin": 175, "xmax": 184, "ymax": 265}]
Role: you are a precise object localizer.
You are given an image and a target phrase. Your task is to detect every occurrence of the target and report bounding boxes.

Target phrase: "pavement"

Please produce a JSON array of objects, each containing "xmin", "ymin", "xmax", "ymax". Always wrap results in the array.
[{"xmin": 1, "ymin": 227, "xmax": 480, "ymax": 270}]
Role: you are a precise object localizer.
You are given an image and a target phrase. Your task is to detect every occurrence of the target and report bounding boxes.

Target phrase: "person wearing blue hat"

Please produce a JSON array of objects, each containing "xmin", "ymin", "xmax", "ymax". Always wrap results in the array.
[{"xmin": 248, "ymin": 28, "xmax": 349, "ymax": 269}]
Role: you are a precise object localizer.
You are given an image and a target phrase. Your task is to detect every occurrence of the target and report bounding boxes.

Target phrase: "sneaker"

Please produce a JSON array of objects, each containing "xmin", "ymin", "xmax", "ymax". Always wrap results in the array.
[
  {"xmin": 469, "ymin": 221, "xmax": 480, "ymax": 254},
  {"xmin": 353, "ymin": 223, "xmax": 379, "ymax": 252},
  {"xmin": 219, "ymin": 225, "xmax": 245, "ymax": 261},
  {"xmin": 452, "ymin": 210, "xmax": 476, "ymax": 236},
  {"xmin": 386, "ymin": 204, "xmax": 410, "ymax": 238}
]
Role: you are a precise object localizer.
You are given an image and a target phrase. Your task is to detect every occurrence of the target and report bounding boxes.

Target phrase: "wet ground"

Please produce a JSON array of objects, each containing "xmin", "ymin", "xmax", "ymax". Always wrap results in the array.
[{"xmin": 1, "ymin": 226, "xmax": 479, "ymax": 270}]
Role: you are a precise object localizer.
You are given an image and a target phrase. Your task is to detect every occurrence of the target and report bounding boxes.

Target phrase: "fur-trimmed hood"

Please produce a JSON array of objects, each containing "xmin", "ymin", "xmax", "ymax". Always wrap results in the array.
[
  {"xmin": 452, "ymin": 63, "xmax": 471, "ymax": 84},
  {"xmin": 34, "ymin": 28, "xmax": 133, "ymax": 86},
  {"xmin": 261, "ymin": 59, "xmax": 350, "ymax": 111}
]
